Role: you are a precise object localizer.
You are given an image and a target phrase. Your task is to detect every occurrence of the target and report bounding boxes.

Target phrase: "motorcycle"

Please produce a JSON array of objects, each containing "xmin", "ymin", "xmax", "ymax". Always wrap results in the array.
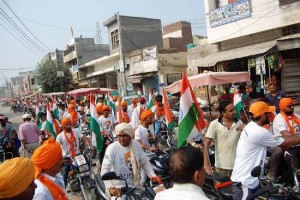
[
  {"xmin": 79, "ymin": 122, "xmax": 97, "ymax": 159},
  {"xmin": 99, "ymin": 171, "xmax": 155, "ymax": 200},
  {"xmin": 249, "ymin": 166, "xmax": 300, "ymax": 199},
  {"xmin": 67, "ymin": 148, "xmax": 100, "ymax": 200},
  {"xmin": 0, "ymin": 137, "xmax": 17, "ymax": 163}
]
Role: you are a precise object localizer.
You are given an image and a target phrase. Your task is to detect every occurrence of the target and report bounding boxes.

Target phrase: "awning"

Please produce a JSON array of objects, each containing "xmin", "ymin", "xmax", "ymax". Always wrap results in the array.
[
  {"xmin": 190, "ymin": 40, "xmax": 277, "ymax": 67},
  {"xmin": 277, "ymin": 33, "xmax": 300, "ymax": 51}
]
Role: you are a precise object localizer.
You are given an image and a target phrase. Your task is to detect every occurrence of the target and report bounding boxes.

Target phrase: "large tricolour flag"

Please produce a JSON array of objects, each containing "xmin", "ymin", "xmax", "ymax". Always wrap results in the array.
[
  {"xmin": 177, "ymin": 73, "xmax": 206, "ymax": 148},
  {"xmin": 35, "ymin": 100, "xmax": 42, "ymax": 129},
  {"xmin": 90, "ymin": 94, "xmax": 103, "ymax": 151},
  {"xmin": 233, "ymin": 88, "xmax": 243, "ymax": 119},
  {"xmin": 162, "ymin": 88, "xmax": 174, "ymax": 129},
  {"xmin": 45, "ymin": 103, "xmax": 58, "ymax": 139}
]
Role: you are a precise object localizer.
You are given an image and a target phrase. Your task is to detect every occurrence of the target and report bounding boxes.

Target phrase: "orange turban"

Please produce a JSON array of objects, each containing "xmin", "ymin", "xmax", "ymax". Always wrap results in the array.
[
  {"xmin": 140, "ymin": 110, "xmax": 154, "ymax": 122},
  {"xmin": 31, "ymin": 137, "xmax": 62, "ymax": 177},
  {"xmin": 121, "ymin": 100, "xmax": 128, "ymax": 107},
  {"xmin": 279, "ymin": 98, "xmax": 294, "ymax": 111},
  {"xmin": 0, "ymin": 157, "xmax": 35, "ymax": 198},
  {"xmin": 113, "ymin": 96, "xmax": 117, "ymax": 101},
  {"xmin": 68, "ymin": 104, "xmax": 75, "ymax": 110},
  {"xmin": 61, "ymin": 117, "xmax": 71, "ymax": 127},
  {"xmin": 96, "ymin": 103, "xmax": 103, "ymax": 113},
  {"xmin": 79, "ymin": 101, "xmax": 84, "ymax": 106},
  {"xmin": 131, "ymin": 98, "xmax": 137, "ymax": 104},
  {"xmin": 139, "ymin": 96, "xmax": 146, "ymax": 104},
  {"xmin": 102, "ymin": 105, "xmax": 111, "ymax": 111}
]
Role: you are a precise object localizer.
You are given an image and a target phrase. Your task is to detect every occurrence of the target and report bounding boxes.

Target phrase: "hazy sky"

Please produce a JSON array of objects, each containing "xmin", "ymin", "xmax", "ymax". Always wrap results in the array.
[{"xmin": 0, "ymin": 0, "xmax": 206, "ymax": 86}]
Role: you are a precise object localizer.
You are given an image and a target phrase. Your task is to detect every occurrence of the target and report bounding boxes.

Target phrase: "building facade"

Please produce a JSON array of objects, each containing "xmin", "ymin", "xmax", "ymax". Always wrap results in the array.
[
  {"xmin": 63, "ymin": 37, "xmax": 110, "ymax": 89},
  {"xmin": 188, "ymin": 0, "xmax": 300, "ymax": 99}
]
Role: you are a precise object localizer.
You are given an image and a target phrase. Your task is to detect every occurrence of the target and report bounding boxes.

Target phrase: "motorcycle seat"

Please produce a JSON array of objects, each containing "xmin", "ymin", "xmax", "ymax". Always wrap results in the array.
[
  {"xmin": 213, "ymin": 172, "xmax": 231, "ymax": 182},
  {"xmin": 218, "ymin": 186, "xmax": 233, "ymax": 200}
]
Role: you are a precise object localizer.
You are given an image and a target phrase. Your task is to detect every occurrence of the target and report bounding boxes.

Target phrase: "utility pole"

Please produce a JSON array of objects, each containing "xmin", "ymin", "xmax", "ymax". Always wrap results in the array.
[{"xmin": 56, "ymin": 49, "xmax": 63, "ymax": 92}]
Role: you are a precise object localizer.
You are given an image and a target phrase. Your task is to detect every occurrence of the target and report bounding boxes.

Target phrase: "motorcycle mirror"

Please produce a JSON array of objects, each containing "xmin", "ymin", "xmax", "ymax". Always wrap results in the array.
[
  {"xmin": 251, "ymin": 166, "xmax": 262, "ymax": 177},
  {"xmin": 101, "ymin": 171, "xmax": 120, "ymax": 181},
  {"xmin": 148, "ymin": 138, "xmax": 156, "ymax": 145}
]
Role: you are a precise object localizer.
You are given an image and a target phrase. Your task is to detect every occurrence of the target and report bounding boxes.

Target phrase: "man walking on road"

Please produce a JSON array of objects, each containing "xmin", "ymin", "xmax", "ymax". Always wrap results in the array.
[{"xmin": 19, "ymin": 114, "xmax": 40, "ymax": 158}]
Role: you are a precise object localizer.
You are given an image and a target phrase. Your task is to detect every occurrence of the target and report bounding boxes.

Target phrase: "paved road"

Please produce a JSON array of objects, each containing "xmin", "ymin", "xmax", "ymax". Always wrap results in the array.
[{"xmin": 0, "ymin": 106, "xmax": 86, "ymax": 200}]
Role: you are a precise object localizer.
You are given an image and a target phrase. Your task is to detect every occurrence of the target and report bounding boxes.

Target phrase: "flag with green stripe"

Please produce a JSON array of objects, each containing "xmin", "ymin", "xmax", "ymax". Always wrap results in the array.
[
  {"xmin": 177, "ymin": 73, "xmax": 206, "ymax": 148},
  {"xmin": 90, "ymin": 94, "xmax": 103, "ymax": 151}
]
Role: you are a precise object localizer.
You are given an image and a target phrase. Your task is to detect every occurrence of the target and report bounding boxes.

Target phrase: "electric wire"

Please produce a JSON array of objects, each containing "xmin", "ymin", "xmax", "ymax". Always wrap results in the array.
[{"xmin": 2, "ymin": 0, "xmax": 52, "ymax": 51}]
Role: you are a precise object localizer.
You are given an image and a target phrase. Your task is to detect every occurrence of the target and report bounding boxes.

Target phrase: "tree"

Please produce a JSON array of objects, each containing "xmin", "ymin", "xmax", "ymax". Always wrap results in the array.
[{"xmin": 35, "ymin": 60, "xmax": 71, "ymax": 93}]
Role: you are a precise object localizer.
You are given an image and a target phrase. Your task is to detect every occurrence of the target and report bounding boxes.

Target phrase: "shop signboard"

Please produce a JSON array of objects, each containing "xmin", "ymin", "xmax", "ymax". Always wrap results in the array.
[{"xmin": 209, "ymin": 0, "xmax": 251, "ymax": 28}]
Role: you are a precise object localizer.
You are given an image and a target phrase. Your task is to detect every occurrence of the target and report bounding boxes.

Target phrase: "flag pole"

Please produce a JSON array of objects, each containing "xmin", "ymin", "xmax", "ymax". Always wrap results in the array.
[{"xmin": 242, "ymin": 107, "xmax": 250, "ymax": 123}]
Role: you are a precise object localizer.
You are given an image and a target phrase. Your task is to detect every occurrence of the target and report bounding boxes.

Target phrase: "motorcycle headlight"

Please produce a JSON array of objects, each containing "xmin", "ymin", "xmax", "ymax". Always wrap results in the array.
[{"xmin": 78, "ymin": 164, "xmax": 89, "ymax": 172}]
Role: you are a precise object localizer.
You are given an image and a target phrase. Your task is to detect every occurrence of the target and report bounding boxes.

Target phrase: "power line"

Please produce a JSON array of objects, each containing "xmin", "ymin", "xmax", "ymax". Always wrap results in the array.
[
  {"xmin": 2, "ymin": 0, "xmax": 52, "ymax": 51},
  {"xmin": 0, "ymin": 7, "xmax": 47, "ymax": 54},
  {"xmin": 0, "ymin": 67, "xmax": 36, "ymax": 71},
  {"xmin": 0, "ymin": 22, "xmax": 42, "ymax": 56}
]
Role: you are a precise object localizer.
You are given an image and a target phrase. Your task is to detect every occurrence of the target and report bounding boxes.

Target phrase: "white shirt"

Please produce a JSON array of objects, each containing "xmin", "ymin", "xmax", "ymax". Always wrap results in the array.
[
  {"xmin": 273, "ymin": 113, "xmax": 300, "ymax": 137},
  {"xmin": 135, "ymin": 125, "xmax": 153, "ymax": 147},
  {"xmin": 231, "ymin": 121, "xmax": 284, "ymax": 189},
  {"xmin": 56, "ymin": 128, "xmax": 83, "ymax": 158},
  {"xmin": 98, "ymin": 115, "xmax": 115, "ymax": 132},
  {"xmin": 131, "ymin": 105, "xmax": 148, "ymax": 129},
  {"xmin": 58, "ymin": 109, "xmax": 66, "ymax": 120},
  {"xmin": 101, "ymin": 140, "xmax": 155, "ymax": 188},
  {"xmin": 205, "ymin": 118, "xmax": 243, "ymax": 170},
  {"xmin": 154, "ymin": 183, "xmax": 209, "ymax": 200},
  {"xmin": 32, "ymin": 173, "xmax": 65, "ymax": 200}
]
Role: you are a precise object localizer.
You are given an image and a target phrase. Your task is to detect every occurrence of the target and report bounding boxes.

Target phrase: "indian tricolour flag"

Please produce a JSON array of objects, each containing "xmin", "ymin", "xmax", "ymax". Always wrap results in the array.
[
  {"xmin": 177, "ymin": 73, "xmax": 206, "ymax": 148},
  {"xmin": 148, "ymin": 90, "xmax": 154, "ymax": 109},
  {"xmin": 107, "ymin": 92, "xmax": 115, "ymax": 116},
  {"xmin": 52, "ymin": 96, "xmax": 59, "ymax": 120},
  {"xmin": 162, "ymin": 88, "xmax": 174, "ymax": 129},
  {"xmin": 45, "ymin": 103, "xmax": 58, "ymax": 139},
  {"xmin": 90, "ymin": 94, "xmax": 103, "ymax": 151},
  {"xmin": 233, "ymin": 88, "xmax": 243, "ymax": 119},
  {"xmin": 35, "ymin": 100, "xmax": 42, "ymax": 129}
]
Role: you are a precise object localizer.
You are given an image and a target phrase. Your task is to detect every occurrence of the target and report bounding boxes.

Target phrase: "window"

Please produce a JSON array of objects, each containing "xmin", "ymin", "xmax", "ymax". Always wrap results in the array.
[
  {"xmin": 111, "ymin": 29, "xmax": 119, "ymax": 50},
  {"xmin": 279, "ymin": 0, "xmax": 300, "ymax": 6},
  {"xmin": 31, "ymin": 78, "xmax": 35, "ymax": 85},
  {"xmin": 167, "ymin": 74, "xmax": 182, "ymax": 85}
]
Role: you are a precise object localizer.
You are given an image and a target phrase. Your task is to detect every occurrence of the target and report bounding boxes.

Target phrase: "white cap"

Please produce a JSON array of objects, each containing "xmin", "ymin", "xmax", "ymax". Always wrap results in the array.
[{"xmin": 23, "ymin": 113, "xmax": 32, "ymax": 119}]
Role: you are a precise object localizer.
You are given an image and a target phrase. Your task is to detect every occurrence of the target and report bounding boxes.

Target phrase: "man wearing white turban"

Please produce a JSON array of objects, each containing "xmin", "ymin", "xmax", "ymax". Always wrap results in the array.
[{"xmin": 101, "ymin": 123, "xmax": 161, "ymax": 198}]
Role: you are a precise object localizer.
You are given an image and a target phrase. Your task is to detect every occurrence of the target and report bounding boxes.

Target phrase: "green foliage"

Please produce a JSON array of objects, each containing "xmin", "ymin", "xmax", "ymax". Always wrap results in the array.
[{"xmin": 35, "ymin": 60, "xmax": 71, "ymax": 93}]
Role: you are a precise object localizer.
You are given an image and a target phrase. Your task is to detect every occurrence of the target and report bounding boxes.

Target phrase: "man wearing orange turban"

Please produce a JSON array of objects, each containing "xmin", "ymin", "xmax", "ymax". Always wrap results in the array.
[
  {"xmin": 273, "ymin": 98, "xmax": 300, "ymax": 174},
  {"xmin": 56, "ymin": 118, "xmax": 92, "ymax": 187},
  {"xmin": 135, "ymin": 109, "xmax": 158, "ymax": 185},
  {"xmin": 0, "ymin": 157, "xmax": 36, "ymax": 200},
  {"xmin": 65, "ymin": 104, "xmax": 88, "ymax": 127},
  {"xmin": 96, "ymin": 102, "xmax": 103, "ymax": 117},
  {"xmin": 31, "ymin": 137, "xmax": 67, "ymax": 200},
  {"xmin": 131, "ymin": 96, "xmax": 148, "ymax": 129},
  {"xmin": 118, "ymin": 100, "xmax": 131, "ymax": 123}
]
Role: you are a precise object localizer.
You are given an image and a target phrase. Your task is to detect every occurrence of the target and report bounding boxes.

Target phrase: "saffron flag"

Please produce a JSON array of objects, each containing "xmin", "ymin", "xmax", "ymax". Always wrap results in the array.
[
  {"xmin": 90, "ymin": 94, "xmax": 103, "ymax": 151},
  {"xmin": 177, "ymin": 73, "xmax": 206, "ymax": 148},
  {"xmin": 117, "ymin": 95, "xmax": 125, "ymax": 123},
  {"xmin": 45, "ymin": 103, "xmax": 58, "ymax": 139},
  {"xmin": 233, "ymin": 88, "xmax": 243, "ymax": 119},
  {"xmin": 162, "ymin": 89, "xmax": 174, "ymax": 129}
]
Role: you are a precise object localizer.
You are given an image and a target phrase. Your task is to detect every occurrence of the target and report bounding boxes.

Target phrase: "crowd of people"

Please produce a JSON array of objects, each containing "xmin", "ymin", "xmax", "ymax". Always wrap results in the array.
[{"xmin": 1, "ymin": 82, "xmax": 300, "ymax": 200}]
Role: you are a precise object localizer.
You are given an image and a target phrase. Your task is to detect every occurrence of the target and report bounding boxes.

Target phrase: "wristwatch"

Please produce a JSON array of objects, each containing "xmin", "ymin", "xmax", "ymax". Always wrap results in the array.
[{"xmin": 192, "ymin": 142, "xmax": 197, "ymax": 147}]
